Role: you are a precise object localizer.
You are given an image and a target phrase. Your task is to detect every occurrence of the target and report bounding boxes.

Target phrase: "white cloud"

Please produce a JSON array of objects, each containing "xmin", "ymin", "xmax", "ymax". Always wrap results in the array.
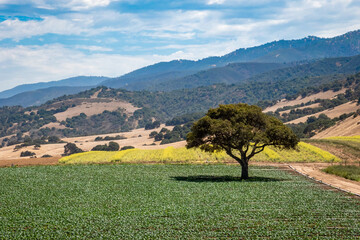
[
  {"xmin": 62, "ymin": 0, "xmax": 119, "ymax": 10},
  {"xmin": 274, "ymin": 0, "xmax": 360, "ymax": 38},
  {"xmin": 0, "ymin": 44, "xmax": 201, "ymax": 91},
  {"xmin": 0, "ymin": 0, "xmax": 122, "ymax": 10},
  {"xmin": 0, "ymin": 16, "xmax": 88, "ymax": 41},
  {"xmin": 207, "ymin": 0, "xmax": 226, "ymax": 5},
  {"xmin": 0, "ymin": 44, "xmax": 155, "ymax": 91},
  {"xmin": 75, "ymin": 45, "xmax": 113, "ymax": 51}
]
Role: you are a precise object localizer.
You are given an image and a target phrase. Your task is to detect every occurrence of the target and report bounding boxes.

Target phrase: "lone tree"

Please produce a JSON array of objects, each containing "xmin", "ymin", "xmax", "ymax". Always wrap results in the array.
[{"xmin": 186, "ymin": 103, "xmax": 299, "ymax": 179}]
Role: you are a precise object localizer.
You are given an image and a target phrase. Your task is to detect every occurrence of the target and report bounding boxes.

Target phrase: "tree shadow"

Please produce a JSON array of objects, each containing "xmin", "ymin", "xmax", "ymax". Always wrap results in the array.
[{"xmin": 170, "ymin": 175, "xmax": 285, "ymax": 183}]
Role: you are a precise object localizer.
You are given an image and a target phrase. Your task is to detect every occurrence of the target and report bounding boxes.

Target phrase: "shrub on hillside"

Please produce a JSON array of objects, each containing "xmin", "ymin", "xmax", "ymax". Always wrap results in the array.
[
  {"xmin": 145, "ymin": 120, "xmax": 161, "ymax": 130},
  {"xmin": 20, "ymin": 151, "xmax": 36, "ymax": 157},
  {"xmin": 91, "ymin": 142, "xmax": 119, "ymax": 151},
  {"xmin": 63, "ymin": 143, "xmax": 83, "ymax": 156},
  {"xmin": 120, "ymin": 146, "xmax": 135, "ymax": 151}
]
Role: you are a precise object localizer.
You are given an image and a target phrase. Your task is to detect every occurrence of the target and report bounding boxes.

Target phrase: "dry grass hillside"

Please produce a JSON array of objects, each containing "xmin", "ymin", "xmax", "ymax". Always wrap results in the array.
[
  {"xmin": 263, "ymin": 89, "xmax": 346, "ymax": 113},
  {"xmin": 54, "ymin": 99, "xmax": 139, "ymax": 121},
  {"xmin": 0, "ymin": 125, "xmax": 185, "ymax": 161},
  {"xmin": 287, "ymin": 101, "xmax": 359, "ymax": 124},
  {"xmin": 312, "ymin": 115, "xmax": 360, "ymax": 138},
  {"xmin": 278, "ymin": 103, "xmax": 321, "ymax": 116}
]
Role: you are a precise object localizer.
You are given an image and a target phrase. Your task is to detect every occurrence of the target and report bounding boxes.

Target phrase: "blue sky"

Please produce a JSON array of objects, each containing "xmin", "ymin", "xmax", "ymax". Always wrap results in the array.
[{"xmin": 0, "ymin": 0, "xmax": 359, "ymax": 91}]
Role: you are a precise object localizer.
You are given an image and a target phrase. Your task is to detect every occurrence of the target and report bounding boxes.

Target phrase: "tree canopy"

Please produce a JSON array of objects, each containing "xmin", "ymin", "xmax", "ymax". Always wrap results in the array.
[{"xmin": 186, "ymin": 103, "xmax": 299, "ymax": 179}]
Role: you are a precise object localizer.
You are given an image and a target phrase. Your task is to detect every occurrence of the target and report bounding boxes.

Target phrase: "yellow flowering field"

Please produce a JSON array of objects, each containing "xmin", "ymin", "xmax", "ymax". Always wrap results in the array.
[
  {"xmin": 324, "ymin": 135, "xmax": 360, "ymax": 143},
  {"xmin": 59, "ymin": 142, "xmax": 339, "ymax": 164}
]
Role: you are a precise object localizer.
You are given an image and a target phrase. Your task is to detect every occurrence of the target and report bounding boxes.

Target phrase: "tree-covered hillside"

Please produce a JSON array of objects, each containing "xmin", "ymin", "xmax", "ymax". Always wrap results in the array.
[
  {"xmin": 1, "ymin": 70, "xmax": 359, "ymax": 146},
  {"xmin": 146, "ymin": 54, "xmax": 360, "ymax": 91}
]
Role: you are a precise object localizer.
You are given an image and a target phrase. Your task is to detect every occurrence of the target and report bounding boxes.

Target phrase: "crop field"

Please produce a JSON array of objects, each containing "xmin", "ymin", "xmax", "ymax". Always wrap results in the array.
[
  {"xmin": 59, "ymin": 142, "xmax": 339, "ymax": 165},
  {"xmin": 323, "ymin": 165, "xmax": 360, "ymax": 181},
  {"xmin": 0, "ymin": 165, "xmax": 359, "ymax": 239}
]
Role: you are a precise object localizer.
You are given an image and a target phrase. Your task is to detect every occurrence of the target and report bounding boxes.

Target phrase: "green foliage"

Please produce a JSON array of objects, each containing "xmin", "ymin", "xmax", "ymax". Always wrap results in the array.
[
  {"xmin": 47, "ymin": 136, "xmax": 61, "ymax": 143},
  {"xmin": 12, "ymin": 135, "xmax": 63, "ymax": 150},
  {"xmin": 154, "ymin": 132, "xmax": 164, "ymax": 141},
  {"xmin": 120, "ymin": 145, "xmax": 135, "ymax": 151},
  {"xmin": 144, "ymin": 120, "xmax": 161, "ymax": 130},
  {"xmin": 323, "ymin": 165, "xmax": 360, "ymax": 181},
  {"xmin": 94, "ymin": 135, "xmax": 126, "ymax": 141},
  {"xmin": 61, "ymin": 109, "xmax": 132, "ymax": 136},
  {"xmin": 160, "ymin": 123, "xmax": 192, "ymax": 145},
  {"xmin": 63, "ymin": 143, "xmax": 83, "ymax": 156},
  {"xmin": 187, "ymin": 104, "xmax": 299, "ymax": 179},
  {"xmin": 92, "ymin": 142, "xmax": 120, "ymax": 151},
  {"xmin": 149, "ymin": 131, "xmax": 158, "ymax": 138},
  {"xmin": 20, "ymin": 151, "xmax": 35, "ymax": 157},
  {"xmin": 0, "ymin": 165, "xmax": 359, "ymax": 238}
]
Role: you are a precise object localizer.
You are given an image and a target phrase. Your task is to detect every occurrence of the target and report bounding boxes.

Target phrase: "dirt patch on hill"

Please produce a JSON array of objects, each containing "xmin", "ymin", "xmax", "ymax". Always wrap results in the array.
[
  {"xmin": 312, "ymin": 115, "xmax": 360, "ymax": 138},
  {"xmin": 287, "ymin": 101, "xmax": 359, "ymax": 124},
  {"xmin": 54, "ymin": 99, "xmax": 139, "ymax": 121},
  {"xmin": 40, "ymin": 122, "xmax": 67, "ymax": 129},
  {"xmin": 0, "ymin": 157, "xmax": 60, "ymax": 168},
  {"xmin": 264, "ymin": 89, "xmax": 346, "ymax": 113}
]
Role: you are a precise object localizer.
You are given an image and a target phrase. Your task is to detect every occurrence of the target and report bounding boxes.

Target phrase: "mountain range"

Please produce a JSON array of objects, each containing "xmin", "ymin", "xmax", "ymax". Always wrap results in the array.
[{"xmin": 0, "ymin": 29, "xmax": 360, "ymax": 108}]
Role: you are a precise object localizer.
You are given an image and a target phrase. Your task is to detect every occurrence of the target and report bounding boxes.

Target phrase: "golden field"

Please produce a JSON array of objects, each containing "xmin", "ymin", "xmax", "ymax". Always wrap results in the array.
[{"xmin": 59, "ymin": 142, "xmax": 340, "ymax": 164}]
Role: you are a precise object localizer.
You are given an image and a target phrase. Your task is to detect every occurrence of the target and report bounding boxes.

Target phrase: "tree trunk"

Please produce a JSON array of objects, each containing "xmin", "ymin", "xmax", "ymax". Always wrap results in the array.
[{"xmin": 240, "ymin": 160, "xmax": 249, "ymax": 180}]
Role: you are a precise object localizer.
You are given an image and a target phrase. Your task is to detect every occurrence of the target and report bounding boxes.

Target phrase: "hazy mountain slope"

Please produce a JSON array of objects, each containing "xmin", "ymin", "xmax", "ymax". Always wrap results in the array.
[
  {"xmin": 0, "ymin": 86, "xmax": 92, "ymax": 107},
  {"xmin": 246, "ymin": 54, "xmax": 360, "ymax": 84},
  {"xmin": 3, "ymin": 54, "xmax": 359, "ymax": 107},
  {"xmin": 143, "ymin": 54, "xmax": 360, "ymax": 91},
  {"xmin": 144, "ymin": 62, "xmax": 287, "ymax": 91},
  {"xmin": 101, "ymin": 59, "xmax": 218, "ymax": 89},
  {"xmin": 0, "ymin": 76, "xmax": 109, "ymax": 99},
  {"xmin": 103, "ymin": 30, "xmax": 360, "ymax": 89}
]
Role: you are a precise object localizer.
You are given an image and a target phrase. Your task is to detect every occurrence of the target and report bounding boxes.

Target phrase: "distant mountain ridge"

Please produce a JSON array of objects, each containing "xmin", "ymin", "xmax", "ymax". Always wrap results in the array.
[
  {"xmin": 103, "ymin": 30, "xmax": 360, "ymax": 90},
  {"xmin": 0, "ymin": 76, "xmax": 109, "ymax": 99},
  {"xmin": 1, "ymin": 53, "xmax": 360, "ymax": 107},
  {"xmin": 126, "ymin": 54, "xmax": 360, "ymax": 91},
  {"xmin": 0, "ymin": 86, "xmax": 93, "ymax": 107}
]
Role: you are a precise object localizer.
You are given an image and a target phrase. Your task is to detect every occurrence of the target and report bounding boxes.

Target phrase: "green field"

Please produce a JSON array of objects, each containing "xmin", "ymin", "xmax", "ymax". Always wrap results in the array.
[
  {"xmin": 59, "ymin": 142, "xmax": 340, "ymax": 165},
  {"xmin": 0, "ymin": 165, "xmax": 359, "ymax": 239},
  {"xmin": 323, "ymin": 165, "xmax": 360, "ymax": 181}
]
